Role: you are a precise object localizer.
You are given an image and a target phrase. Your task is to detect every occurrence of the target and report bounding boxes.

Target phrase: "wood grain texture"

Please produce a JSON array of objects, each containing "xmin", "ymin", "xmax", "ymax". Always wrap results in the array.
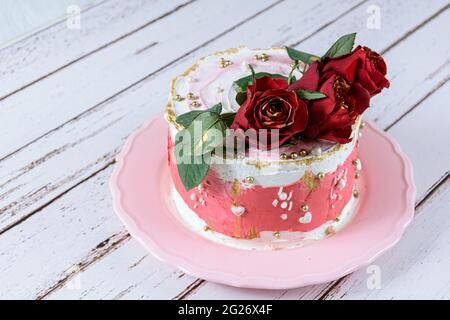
[
  {"xmin": 0, "ymin": 0, "xmax": 99, "ymax": 47},
  {"xmin": 0, "ymin": 0, "xmax": 448, "ymax": 299},
  {"xmin": 0, "ymin": 0, "xmax": 277, "ymax": 160},
  {"xmin": 0, "ymin": 0, "xmax": 190, "ymax": 99},
  {"xmin": 321, "ymin": 176, "xmax": 450, "ymax": 300}
]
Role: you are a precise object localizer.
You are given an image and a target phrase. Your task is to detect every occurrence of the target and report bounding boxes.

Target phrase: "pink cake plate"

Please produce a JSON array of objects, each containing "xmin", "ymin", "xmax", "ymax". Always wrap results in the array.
[{"xmin": 110, "ymin": 113, "xmax": 416, "ymax": 289}]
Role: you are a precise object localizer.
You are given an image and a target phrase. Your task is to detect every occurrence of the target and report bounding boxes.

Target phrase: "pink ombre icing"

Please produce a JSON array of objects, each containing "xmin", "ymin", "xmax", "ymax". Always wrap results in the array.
[{"xmin": 169, "ymin": 139, "xmax": 359, "ymax": 239}]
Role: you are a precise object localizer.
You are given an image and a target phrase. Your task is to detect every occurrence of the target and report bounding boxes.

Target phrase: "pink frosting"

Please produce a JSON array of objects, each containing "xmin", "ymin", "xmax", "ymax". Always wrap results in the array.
[{"xmin": 168, "ymin": 137, "xmax": 359, "ymax": 239}]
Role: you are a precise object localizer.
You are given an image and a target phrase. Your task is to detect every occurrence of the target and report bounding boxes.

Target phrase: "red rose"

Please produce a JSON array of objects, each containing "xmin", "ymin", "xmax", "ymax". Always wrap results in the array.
[
  {"xmin": 230, "ymin": 76, "xmax": 308, "ymax": 147},
  {"xmin": 322, "ymin": 45, "xmax": 390, "ymax": 96},
  {"xmin": 288, "ymin": 46, "xmax": 388, "ymax": 143},
  {"xmin": 289, "ymin": 63, "xmax": 369, "ymax": 143}
]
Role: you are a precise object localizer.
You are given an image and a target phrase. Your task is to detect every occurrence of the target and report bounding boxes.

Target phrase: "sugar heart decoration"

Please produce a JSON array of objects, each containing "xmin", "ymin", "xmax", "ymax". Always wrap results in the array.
[
  {"xmin": 299, "ymin": 212, "xmax": 312, "ymax": 224},
  {"xmin": 231, "ymin": 205, "xmax": 246, "ymax": 216}
]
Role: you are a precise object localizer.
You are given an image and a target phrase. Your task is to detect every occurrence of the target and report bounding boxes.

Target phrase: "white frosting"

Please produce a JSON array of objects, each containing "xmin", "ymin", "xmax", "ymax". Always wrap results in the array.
[
  {"xmin": 171, "ymin": 47, "xmax": 298, "ymax": 116},
  {"xmin": 168, "ymin": 185, "xmax": 359, "ymax": 250}
]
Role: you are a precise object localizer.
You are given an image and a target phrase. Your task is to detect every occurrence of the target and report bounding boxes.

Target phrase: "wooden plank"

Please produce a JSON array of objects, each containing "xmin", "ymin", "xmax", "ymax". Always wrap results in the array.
[
  {"xmin": 0, "ymin": 0, "xmax": 448, "ymax": 299},
  {"xmin": 321, "ymin": 177, "xmax": 450, "ymax": 300},
  {"xmin": 0, "ymin": 166, "xmax": 192, "ymax": 299},
  {"xmin": 0, "ymin": 0, "xmax": 278, "ymax": 160},
  {"xmin": 0, "ymin": 0, "xmax": 190, "ymax": 99},
  {"xmin": 0, "ymin": 0, "xmax": 101, "ymax": 47}
]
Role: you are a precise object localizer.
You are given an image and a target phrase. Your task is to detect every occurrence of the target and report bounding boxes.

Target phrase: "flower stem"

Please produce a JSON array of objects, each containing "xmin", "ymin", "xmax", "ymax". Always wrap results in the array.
[{"xmin": 288, "ymin": 60, "xmax": 299, "ymax": 85}]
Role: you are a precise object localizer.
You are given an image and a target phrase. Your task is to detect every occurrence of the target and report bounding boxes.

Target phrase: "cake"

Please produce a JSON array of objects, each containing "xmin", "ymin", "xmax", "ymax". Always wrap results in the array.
[{"xmin": 164, "ymin": 34, "xmax": 389, "ymax": 249}]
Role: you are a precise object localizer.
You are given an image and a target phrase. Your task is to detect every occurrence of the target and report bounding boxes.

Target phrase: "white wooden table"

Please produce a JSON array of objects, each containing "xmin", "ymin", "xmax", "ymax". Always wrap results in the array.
[{"xmin": 0, "ymin": 0, "xmax": 449, "ymax": 300}]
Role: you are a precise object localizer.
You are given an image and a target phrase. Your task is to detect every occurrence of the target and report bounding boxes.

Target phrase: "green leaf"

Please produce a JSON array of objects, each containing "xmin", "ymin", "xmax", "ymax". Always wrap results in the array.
[
  {"xmin": 296, "ymin": 89, "xmax": 327, "ymax": 100},
  {"xmin": 209, "ymin": 102, "xmax": 222, "ymax": 114},
  {"xmin": 220, "ymin": 112, "xmax": 236, "ymax": 127},
  {"xmin": 285, "ymin": 46, "xmax": 321, "ymax": 64},
  {"xmin": 322, "ymin": 33, "xmax": 356, "ymax": 59},
  {"xmin": 234, "ymin": 72, "xmax": 287, "ymax": 92},
  {"xmin": 176, "ymin": 157, "xmax": 210, "ymax": 191},
  {"xmin": 176, "ymin": 110, "xmax": 203, "ymax": 127},
  {"xmin": 176, "ymin": 103, "xmax": 222, "ymax": 127},
  {"xmin": 174, "ymin": 131, "xmax": 210, "ymax": 191},
  {"xmin": 185, "ymin": 112, "xmax": 226, "ymax": 156}
]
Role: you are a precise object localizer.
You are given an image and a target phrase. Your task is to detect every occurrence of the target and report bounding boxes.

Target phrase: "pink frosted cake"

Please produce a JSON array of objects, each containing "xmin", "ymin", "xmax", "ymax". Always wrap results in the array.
[{"xmin": 164, "ymin": 34, "xmax": 389, "ymax": 249}]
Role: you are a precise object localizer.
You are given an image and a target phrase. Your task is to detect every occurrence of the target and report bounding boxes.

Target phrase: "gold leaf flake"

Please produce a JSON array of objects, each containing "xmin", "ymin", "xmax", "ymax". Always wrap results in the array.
[{"xmin": 300, "ymin": 171, "xmax": 318, "ymax": 191}]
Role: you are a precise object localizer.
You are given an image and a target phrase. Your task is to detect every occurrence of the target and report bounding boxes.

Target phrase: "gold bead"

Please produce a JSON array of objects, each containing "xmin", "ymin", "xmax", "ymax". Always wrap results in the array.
[
  {"xmin": 301, "ymin": 204, "xmax": 309, "ymax": 212},
  {"xmin": 280, "ymin": 153, "xmax": 287, "ymax": 160},
  {"xmin": 359, "ymin": 122, "xmax": 365, "ymax": 129},
  {"xmin": 245, "ymin": 176, "xmax": 254, "ymax": 184},
  {"xmin": 190, "ymin": 101, "xmax": 201, "ymax": 108},
  {"xmin": 317, "ymin": 172, "xmax": 325, "ymax": 180},
  {"xmin": 173, "ymin": 94, "xmax": 183, "ymax": 102},
  {"xmin": 203, "ymin": 225, "xmax": 210, "ymax": 232},
  {"xmin": 186, "ymin": 92, "xmax": 196, "ymax": 100},
  {"xmin": 219, "ymin": 57, "xmax": 232, "ymax": 68},
  {"xmin": 299, "ymin": 149, "xmax": 308, "ymax": 157},
  {"xmin": 355, "ymin": 172, "xmax": 360, "ymax": 179},
  {"xmin": 290, "ymin": 152, "xmax": 298, "ymax": 160},
  {"xmin": 273, "ymin": 231, "xmax": 281, "ymax": 239},
  {"xmin": 352, "ymin": 159, "xmax": 360, "ymax": 166},
  {"xmin": 353, "ymin": 189, "xmax": 359, "ymax": 198},
  {"xmin": 255, "ymin": 53, "xmax": 269, "ymax": 61}
]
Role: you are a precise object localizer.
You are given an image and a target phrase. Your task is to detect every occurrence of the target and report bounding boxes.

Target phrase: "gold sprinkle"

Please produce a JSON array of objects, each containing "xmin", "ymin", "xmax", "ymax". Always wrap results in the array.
[
  {"xmin": 173, "ymin": 94, "xmax": 183, "ymax": 102},
  {"xmin": 255, "ymin": 53, "xmax": 269, "ymax": 62},
  {"xmin": 290, "ymin": 152, "xmax": 298, "ymax": 160},
  {"xmin": 273, "ymin": 231, "xmax": 281, "ymax": 239},
  {"xmin": 360, "ymin": 122, "xmax": 365, "ymax": 129},
  {"xmin": 353, "ymin": 189, "xmax": 359, "ymax": 198},
  {"xmin": 187, "ymin": 92, "xmax": 196, "ymax": 100},
  {"xmin": 301, "ymin": 204, "xmax": 309, "ymax": 212},
  {"xmin": 190, "ymin": 101, "xmax": 201, "ymax": 108},
  {"xmin": 245, "ymin": 176, "xmax": 254, "ymax": 184},
  {"xmin": 203, "ymin": 225, "xmax": 210, "ymax": 232},
  {"xmin": 219, "ymin": 57, "xmax": 232, "ymax": 68},
  {"xmin": 355, "ymin": 172, "xmax": 360, "ymax": 179},
  {"xmin": 299, "ymin": 149, "xmax": 308, "ymax": 157},
  {"xmin": 325, "ymin": 226, "xmax": 335, "ymax": 236},
  {"xmin": 280, "ymin": 153, "xmax": 287, "ymax": 160},
  {"xmin": 352, "ymin": 159, "xmax": 360, "ymax": 167},
  {"xmin": 317, "ymin": 172, "xmax": 325, "ymax": 180}
]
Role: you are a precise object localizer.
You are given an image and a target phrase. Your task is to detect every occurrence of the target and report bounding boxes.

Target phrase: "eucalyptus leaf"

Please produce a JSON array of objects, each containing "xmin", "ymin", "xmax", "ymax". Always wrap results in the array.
[
  {"xmin": 177, "ymin": 159, "xmax": 209, "ymax": 191},
  {"xmin": 285, "ymin": 46, "xmax": 320, "ymax": 64},
  {"xmin": 176, "ymin": 103, "xmax": 223, "ymax": 127},
  {"xmin": 209, "ymin": 103, "xmax": 222, "ymax": 114},
  {"xmin": 174, "ymin": 132, "xmax": 210, "ymax": 191},
  {"xmin": 296, "ymin": 89, "xmax": 327, "ymax": 100},
  {"xmin": 185, "ymin": 112, "xmax": 226, "ymax": 156},
  {"xmin": 322, "ymin": 33, "xmax": 356, "ymax": 59}
]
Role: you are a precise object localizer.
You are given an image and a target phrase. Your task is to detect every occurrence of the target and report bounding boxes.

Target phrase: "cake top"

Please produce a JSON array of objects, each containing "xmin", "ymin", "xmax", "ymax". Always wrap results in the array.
[
  {"xmin": 167, "ymin": 47, "xmax": 297, "ymax": 118},
  {"xmin": 165, "ymin": 33, "xmax": 390, "ymax": 190}
]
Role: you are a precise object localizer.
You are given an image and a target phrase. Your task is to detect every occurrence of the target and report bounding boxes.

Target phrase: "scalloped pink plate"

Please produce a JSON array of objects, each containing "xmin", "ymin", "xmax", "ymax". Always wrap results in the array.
[{"xmin": 110, "ymin": 114, "xmax": 415, "ymax": 289}]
